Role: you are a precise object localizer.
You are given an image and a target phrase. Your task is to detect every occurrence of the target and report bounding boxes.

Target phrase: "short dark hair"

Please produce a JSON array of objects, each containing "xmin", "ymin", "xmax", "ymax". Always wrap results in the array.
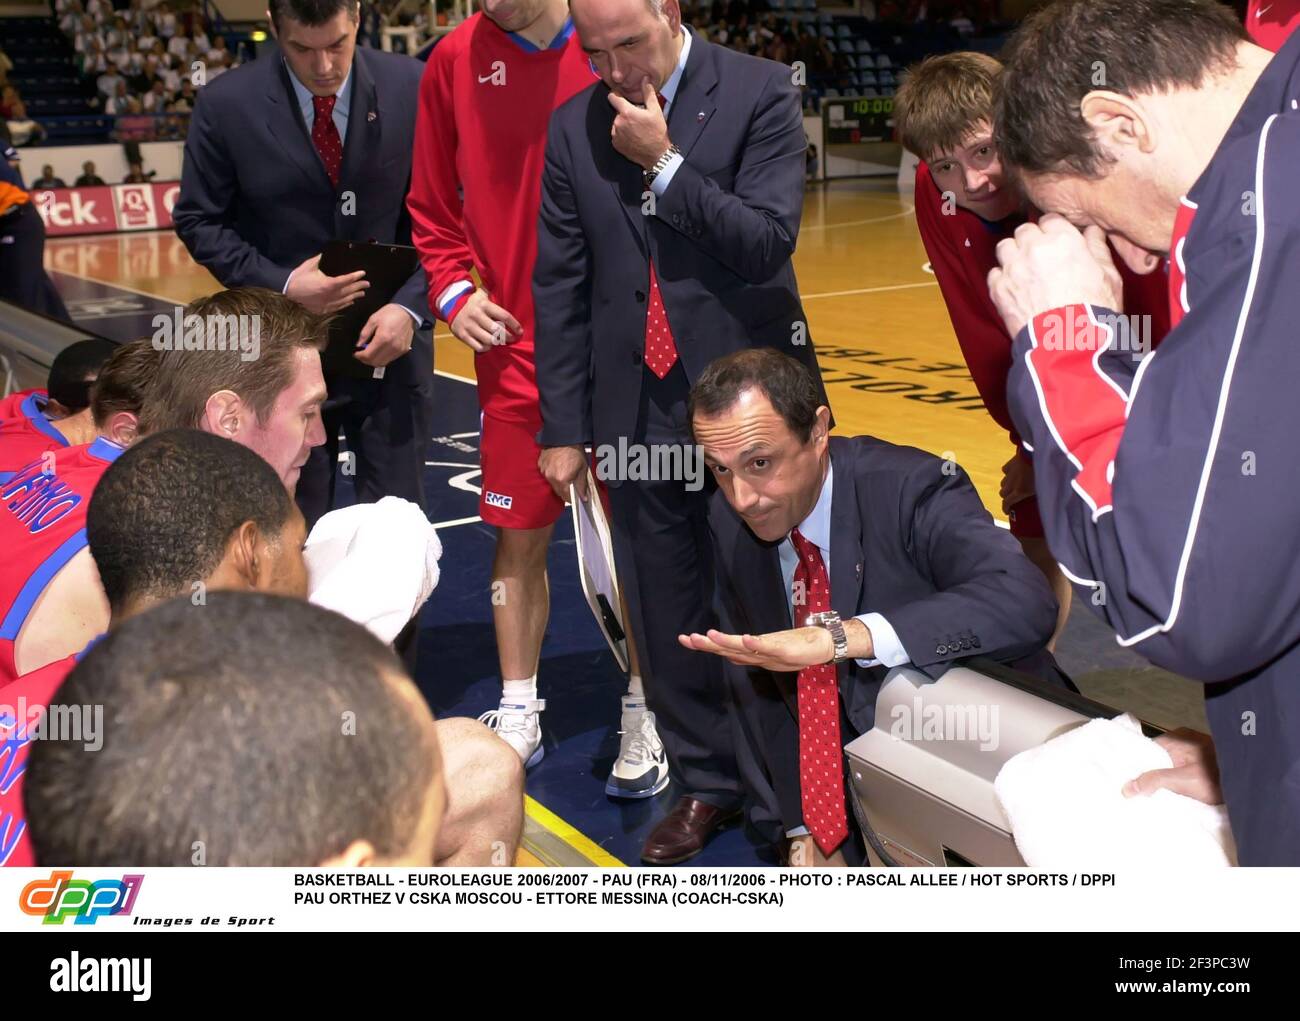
[
  {"xmin": 269, "ymin": 0, "xmax": 359, "ymax": 28},
  {"xmin": 47, "ymin": 338, "xmax": 117, "ymax": 412},
  {"xmin": 25, "ymin": 592, "xmax": 438, "ymax": 867},
  {"xmin": 140, "ymin": 288, "xmax": 328, "ymax": 435},
  {"xmin": 995, "ymin": 0, "xmax": 1245, "ymax": 177},
  {"xmin": 688, "ymin": 348, "xmax": 822, "ymax": 442},
  {"xmin": 89, "ymin": 338, "xmax": 161, "ymax": 429},
  {"xmin": 87, "ymin": 429, "xmax": 295, "ymax": 613}
]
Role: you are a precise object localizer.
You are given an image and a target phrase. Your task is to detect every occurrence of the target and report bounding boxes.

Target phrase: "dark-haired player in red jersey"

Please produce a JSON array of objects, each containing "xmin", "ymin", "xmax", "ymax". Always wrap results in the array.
[
  {"xmin": 894, "ymin": 52, "xmax": 1171, "ymax": 646},
  {"xmin": 0, "ymin": 338, "xmax": 117, "ymax": 474},
  {"xmin": 0, "ymin": 339, "xmax": 154, "ymax": 689},
  {"xmin": 408, "ymin": 0, "xmax": 668, "ymax": 793}
]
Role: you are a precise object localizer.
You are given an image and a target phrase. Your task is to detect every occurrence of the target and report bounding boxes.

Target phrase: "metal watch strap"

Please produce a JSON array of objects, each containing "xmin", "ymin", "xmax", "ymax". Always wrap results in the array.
[
  {"xmin": 806, "ymin": 610, "xmax": 850, "ymax": 664},
  {"xmin": 644, "ymin": 144, "xmax": 681, "ymax": 187}
]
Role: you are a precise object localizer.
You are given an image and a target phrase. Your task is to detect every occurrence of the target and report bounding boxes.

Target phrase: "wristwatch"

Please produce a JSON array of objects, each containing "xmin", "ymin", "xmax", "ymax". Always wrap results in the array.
[
  {"xmin": 805, "ymin": 610, "xmax": 850, "ymax": 664},
  {"xmin": 643, "ymin": 143, "xmax": 682, "ymax": 188}
]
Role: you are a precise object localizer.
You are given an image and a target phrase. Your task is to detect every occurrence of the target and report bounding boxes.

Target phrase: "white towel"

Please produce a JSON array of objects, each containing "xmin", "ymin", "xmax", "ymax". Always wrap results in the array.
[
  {"xmin": 304, "ymin": 497, "xmax": 442, "ymax": 644},
  {"xmin": 993, "ymin": 713, "xmax": 1236, "ymax": 868}
]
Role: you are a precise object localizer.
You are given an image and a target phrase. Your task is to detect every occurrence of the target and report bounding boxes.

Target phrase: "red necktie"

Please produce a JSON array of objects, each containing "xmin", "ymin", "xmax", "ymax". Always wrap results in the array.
[
  {"xmin": 643, "ymin": 263, "xmax": 679, "ymax": 379},
  {"xmin": 790, "ymin": 527, "xmax": 849, "ymax": 856},
  {"xmin": 311, "ymin": 94, "xmax": 342, "ymax": 189}
]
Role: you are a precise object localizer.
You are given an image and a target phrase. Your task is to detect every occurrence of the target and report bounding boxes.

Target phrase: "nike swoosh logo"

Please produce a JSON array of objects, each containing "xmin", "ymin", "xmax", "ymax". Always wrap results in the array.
[
  {"xmin": 1257, "ymin": 4, "xmax": 1272, "ymax": 17},
  {"xmin": 477, "ymin": 73, "xmax": 495, "ymax": 83}
]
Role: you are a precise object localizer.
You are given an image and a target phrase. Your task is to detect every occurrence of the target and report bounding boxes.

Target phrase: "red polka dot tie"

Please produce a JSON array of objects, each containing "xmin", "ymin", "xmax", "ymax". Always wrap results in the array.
[
  {"xmin": 312, "ymin": 94, "xmax": 342, "ymax": 190},
  {"xmin": 790, "ymin": 527, "xmax": 849, "ymax": 856},
  {"xmin": 643, "ymin": 261, "xmax": 679, "ymax": 379}
]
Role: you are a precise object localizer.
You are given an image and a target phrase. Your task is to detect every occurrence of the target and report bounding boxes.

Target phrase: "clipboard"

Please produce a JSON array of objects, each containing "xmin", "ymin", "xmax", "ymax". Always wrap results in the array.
[
  {"xmin": 317, "ymin": 240, "xmax": 420, "ymax": 381},
  {"xmin": 570, "ymin": 468, "xmax": 630, "ymax": 675}
]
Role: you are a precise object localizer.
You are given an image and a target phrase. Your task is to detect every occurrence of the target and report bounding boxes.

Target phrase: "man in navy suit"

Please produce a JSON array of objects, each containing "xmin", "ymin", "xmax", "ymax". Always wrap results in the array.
[
  {"xmin": 174, "ymin": 0, "xmax": 433, "ymax": 528},
  {"xmin": 681, "ymin": 349, "xmax": 1063, "ymax": 865},
  {"xmin": 532, "ymin": 0, "xmax": 828, "ymax": 863}
]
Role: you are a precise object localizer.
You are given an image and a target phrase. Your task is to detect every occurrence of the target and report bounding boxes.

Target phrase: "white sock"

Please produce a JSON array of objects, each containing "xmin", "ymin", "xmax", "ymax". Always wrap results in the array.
[
  {"xmin": 502, "ymin": 676, "xmax": 538, "ymax": 703},
  {"xmin": 622, "ymin": 675, "xmax": 646, "ymax": 715},
  {"xmin": 625, "ymin": 673, "xmax": 644, "ymax": 699}
]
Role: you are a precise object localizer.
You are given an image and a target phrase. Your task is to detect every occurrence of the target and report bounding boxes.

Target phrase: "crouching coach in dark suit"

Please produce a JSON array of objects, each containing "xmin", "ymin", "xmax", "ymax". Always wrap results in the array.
[
  {"xmin": 173, "ymin": 0, "xmax": 433, "ymax": 527},
  {"xmin": 681, "ymin": 349, "xmax": 1064, "ymax": 865}
]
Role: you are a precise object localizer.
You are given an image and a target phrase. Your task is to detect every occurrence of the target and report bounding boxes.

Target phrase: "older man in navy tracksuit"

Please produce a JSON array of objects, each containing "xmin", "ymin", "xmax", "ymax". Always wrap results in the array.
[{"xmin": 991, "ymin": 0, "xmax": 1300, "ymax": 864}]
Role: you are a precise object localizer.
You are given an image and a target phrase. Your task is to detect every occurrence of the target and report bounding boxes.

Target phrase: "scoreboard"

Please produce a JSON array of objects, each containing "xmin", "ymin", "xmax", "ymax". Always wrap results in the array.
[{"xmin": 822, "ymin": 95, "xmax": 895, "ymax": 144}]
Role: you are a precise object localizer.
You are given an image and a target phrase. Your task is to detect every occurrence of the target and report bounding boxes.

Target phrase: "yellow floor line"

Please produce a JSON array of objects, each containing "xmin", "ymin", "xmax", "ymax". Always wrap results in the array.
[{"xmin": 525, "ymin": 796, "xmax": 627, "ymax": 868}]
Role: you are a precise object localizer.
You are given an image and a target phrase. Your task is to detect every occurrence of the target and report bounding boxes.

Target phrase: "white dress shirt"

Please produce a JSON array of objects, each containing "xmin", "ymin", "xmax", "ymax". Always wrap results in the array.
[
  {"xmin": 776, "ymin": 459, "xmax": 909, "ymax": 669},
  {"xmin": 647, "ymin": 27, "xmax": 692, "ymax": 197}
]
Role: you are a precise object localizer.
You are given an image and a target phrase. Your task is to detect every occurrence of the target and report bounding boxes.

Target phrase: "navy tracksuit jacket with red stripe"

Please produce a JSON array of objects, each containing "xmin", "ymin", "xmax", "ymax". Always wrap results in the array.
[{"xmin": 1007, "ymin": 32, "xmax": 1300, "ymax": 865}]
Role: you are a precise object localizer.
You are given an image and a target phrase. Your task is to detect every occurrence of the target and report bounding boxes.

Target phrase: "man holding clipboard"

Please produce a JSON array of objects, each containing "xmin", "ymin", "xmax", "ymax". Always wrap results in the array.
[{"xmin": 174, "ymin": 0, "xmax": 434, "ymax": 527}]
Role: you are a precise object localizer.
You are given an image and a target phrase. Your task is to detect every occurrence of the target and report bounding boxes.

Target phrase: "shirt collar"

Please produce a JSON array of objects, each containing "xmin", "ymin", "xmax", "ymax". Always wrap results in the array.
[
  {"xmin": 791, "ymin": 458, "xmax": 833, "ymax": 553},
  {"xmin": 507, "ymin": 15, "xmax": 575, "ymax": 52},
  {"xmin": 659, "ymin": 26, "xmax": 692, "ymax": 110},
  {"xmin": 284, "ymin": 58, "xmax": 353, "ymax": 114}
]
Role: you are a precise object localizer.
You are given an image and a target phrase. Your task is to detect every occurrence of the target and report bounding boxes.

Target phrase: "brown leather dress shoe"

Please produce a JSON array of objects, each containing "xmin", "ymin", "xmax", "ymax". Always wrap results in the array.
[{"xmin": 640, "ymin": 796, "xmax": 742, "ymax": 865}]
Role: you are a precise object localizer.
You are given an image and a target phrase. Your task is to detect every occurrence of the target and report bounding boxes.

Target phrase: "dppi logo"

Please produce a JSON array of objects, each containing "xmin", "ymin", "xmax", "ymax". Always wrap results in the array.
[{"xmin": 19, "ymin": 871, "xmax": 144, "ymax": 925}]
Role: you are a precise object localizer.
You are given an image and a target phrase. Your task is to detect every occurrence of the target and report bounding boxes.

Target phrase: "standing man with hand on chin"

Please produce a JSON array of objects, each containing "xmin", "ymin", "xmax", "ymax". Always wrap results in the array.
[
  {"xmin": 532, "ymin": 0, "xmax": 827, "ymax": 863},
  {"xmin": 408, "ymin": 0, "xmax": 670, "ymax": 784},
  {"xmin": 174, "ymin": 0, "xmax": 434, "ymax": 528}
]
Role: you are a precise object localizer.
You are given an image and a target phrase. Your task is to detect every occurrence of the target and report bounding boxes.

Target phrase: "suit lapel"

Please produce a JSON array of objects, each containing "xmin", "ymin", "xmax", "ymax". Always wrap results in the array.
[
  {"xmin": 267, "ymin": 57, "xmax": 333, "ymax": 191},
  {"xmin": 663, "ymin": 31, "xmax": 718, "ymax": 161},
  {"xmin": 337, "ymin": 50, "xmax": 380, "ymax": 226},
  {"xmin": 828, "ymin": 439, "xmax": 865, "ymax": 690}
]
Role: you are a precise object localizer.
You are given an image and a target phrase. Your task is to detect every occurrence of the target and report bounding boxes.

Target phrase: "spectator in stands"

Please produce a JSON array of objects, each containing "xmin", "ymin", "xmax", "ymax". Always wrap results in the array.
[
  {"xmin": 115, "ymin": 98, "xmax": 155, "ymax": 142},
  {"xmin": 74, "ymin": 160, "xmax": 105, "ymax": 186},
  {"xmin": 155, "ymin": 1, "xmax": 178, "ymax": 39},
  {"xmin": 78, "ymin": 36, "xmax": 108, "ymax": 76},
  {"xmin": 57, "ymin": 0, "xmax": 85, "ymax": 36},
  {"xmin": 106, "ymin": 35, "xmax": 132, "ymax": 72},
  {"xmin": 207, "ymin": 35, "xmax": 231, "ymax": 64},
  {"xmin": 105, "ymin": 79, "xmax": 132, "ymax": 114},
  {"xmin": 96, "ymin": 65, "xmax": 125, "ymax": 101},
  {"xmin": 206, "ymin": 50, "xmax": 234, "ymax": 83},
  {"xmin": 123, "ymin": 160, "xmax": 150, "ymax": 184},
  {"xmin": 167, "ymin": 30, "xmax": 190, "ymax": 62},
  {"xmin": 5, "ymin": 99, "xmax": 46, "ymax": 147},
  {"xmin": 31, "ymin": 165, "xmax": 66, "ymax": 189},
  {"xmin": 174, "ymin": 78, "xmax": 197, "ymax": 110},
  {"xmin": 73, "ymin": 14, "xmax": 99, "ymax": 54},
  {"xmin": 126, "ymin": 54, "xmax": 156, "ymax": 95},
  {"xmin": 105, "ymin": 14, "xmax": 129, "ymax": 49},
  {"xmin": 143, "ymin": 78, "xmax": 171, "ymax": 113}
]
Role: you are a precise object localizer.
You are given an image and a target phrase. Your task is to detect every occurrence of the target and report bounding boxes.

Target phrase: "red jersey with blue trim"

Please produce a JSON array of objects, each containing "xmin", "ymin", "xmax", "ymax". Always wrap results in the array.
[
  {"xmin": 0, "ymin": 389, "xmax": 43, "ymax": 421},
  {"xmin": 1006, "ymin": 30, "xmax": 1300, "ymax": 864},
  {"xmin": 0, "ymin": 438, "xmax": 121, "ymax": 687},
  {"xmin": 1248, "ymin": 0, "xmax": 1300, "ymax": 51},
  {"xmin": 408, "ymin": 14, "xmax": 597, "ymax": 425},
  {"xmin": 0, "ymin": 390, "xmax": 68, "ymax": 477},
  {"xmin": 913, "ymin": 161, "xmax": 1171, "ymax": 449},
  {"xmin": 0, "ymin": 652, "xmax": 76, "ymax": 866}
]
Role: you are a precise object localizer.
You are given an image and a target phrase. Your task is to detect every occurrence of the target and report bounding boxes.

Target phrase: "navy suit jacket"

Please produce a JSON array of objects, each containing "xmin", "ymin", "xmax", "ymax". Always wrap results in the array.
[
  {"xmin": 533, "ymin": 32, "xmax": 825, "ymax": 450},
  {"xmin": 710, "ymin": 436, "xmax": 1062, "ymax": 832},
  {"xmin": 174, "ymin": 45, "xmax": 430, "ymax": 322}
]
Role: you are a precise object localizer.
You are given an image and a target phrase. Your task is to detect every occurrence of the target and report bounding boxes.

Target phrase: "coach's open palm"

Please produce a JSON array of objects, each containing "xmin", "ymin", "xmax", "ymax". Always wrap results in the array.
[
  {"xmin": 988, "ymin": 216, "xmax": 1124, "ymax": 337},
  {"xmin": 678, "ymin": 626, "xmax": 836, "ymax": 672}
]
